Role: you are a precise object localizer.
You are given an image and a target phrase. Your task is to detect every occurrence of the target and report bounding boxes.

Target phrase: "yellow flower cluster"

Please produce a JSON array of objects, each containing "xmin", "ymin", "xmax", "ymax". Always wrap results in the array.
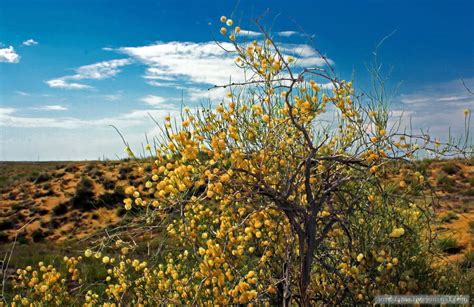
[{"xmin": 12, "ymin": 257, "xmax": 82, "ymax": 306}]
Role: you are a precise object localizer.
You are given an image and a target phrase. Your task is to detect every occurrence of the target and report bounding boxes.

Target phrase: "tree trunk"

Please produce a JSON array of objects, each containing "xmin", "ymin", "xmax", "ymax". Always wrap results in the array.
[{"xmin": 298, "ymin": 218, "xmax": 316, "ymax": 306}]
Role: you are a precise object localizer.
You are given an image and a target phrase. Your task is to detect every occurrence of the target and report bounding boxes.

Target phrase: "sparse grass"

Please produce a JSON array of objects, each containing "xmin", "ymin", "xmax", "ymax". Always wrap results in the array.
[
  {"xmin": 11, "ymin": 203, "xmax": 24, "ymax": 210},
  {"xmin": 463, "ymin": 188, "xmax": 474, "ymax": 196},
  {"xmin": 460, "ymin": 250, "xmax": 474, "ymax": 270},
  {"xmin": 0, "ymin": 162, "xmax": 75, "ymax": 189},
  {"xmin": 441, "ymin": 163, "xmax": 461, "ymax": 175},
  {"xmin": 437, "ymin": 237, "xmax": 462, "ymax": 254},
  {"xmin": 436, "ymin": 175, "xmax": 457, "ymax": 192},
  {"xmin": 415, "ymin": 158, "xmax": 433, "ymax": 173},
  {"xmin": 440, "ymin": 211, "xmax": 459, "ymax": 223},
  {"xmin": 469, "ymin": 220, "xmax": 474, "ymax": 233}
]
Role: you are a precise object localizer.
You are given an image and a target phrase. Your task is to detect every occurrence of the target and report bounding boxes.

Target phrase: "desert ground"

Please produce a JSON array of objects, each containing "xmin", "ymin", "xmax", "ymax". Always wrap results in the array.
[{"xmin": 0, "ymin": 158, "xmax": 472, "ymax": 249}]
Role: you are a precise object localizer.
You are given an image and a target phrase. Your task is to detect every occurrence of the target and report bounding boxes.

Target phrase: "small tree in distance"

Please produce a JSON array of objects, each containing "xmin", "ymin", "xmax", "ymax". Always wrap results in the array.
[{"xmin": 11, "ymin": 15, "xmax": 472, "ymax": 306}]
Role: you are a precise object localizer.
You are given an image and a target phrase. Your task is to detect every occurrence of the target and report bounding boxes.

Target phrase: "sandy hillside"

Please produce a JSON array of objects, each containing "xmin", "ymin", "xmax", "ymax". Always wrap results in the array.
[
  {"xmin": 0, "ymin": 160, "xmax": 144, "ymax": 243},
  {"xmin": 0, "ymin": 158, "xmax": 472, "ymax": 260}
]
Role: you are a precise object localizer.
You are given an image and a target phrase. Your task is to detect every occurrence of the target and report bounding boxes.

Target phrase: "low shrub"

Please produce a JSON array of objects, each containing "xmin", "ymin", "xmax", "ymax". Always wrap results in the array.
[
  {"xmin": 437, "ymin": 237, "xmax": 462, "ymax": 254},
  {"xmin": 34, "ymin": 172, "xmax": 52, "ymax": 184},
  {"xmin": 440, "ymin": 211, "xmax": 459, "ymax": 223},
  {"xmin": 441, "ymin": 163, "xmax": 461, "ymax": 175},
  {"xmin": 31, "ymin": 229, "xmax": 46, "ymax": 242},
  {"xmin": 436, "ymin": 175, "xmax": 456, "ymax": 192},
  {"xmin": 71, "ymin": 177, "xmax": 95, "ymax": 210},
  {"xmin": 0, "ymin": 231, "xmax": 9, "ymax": 242},
  {"xmin": 0, "ymin": 219, "xmax": 14, "ymax": 231},
  {"xmin": 52, "ymin": 203, "xmax": 68, "ymax": 216}
]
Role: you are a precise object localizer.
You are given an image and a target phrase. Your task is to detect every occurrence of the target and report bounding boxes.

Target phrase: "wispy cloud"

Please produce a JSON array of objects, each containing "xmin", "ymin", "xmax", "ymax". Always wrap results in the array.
[
  {"xmin": 277, "ymin": 31, "xmax": 299, "ymax": 37},
  {"xmin": 146, "ymin": 80, "xmax": 183, "ymax": 88},
  {"xmin": 400, "ymin": 96, "xmax": 430, "ymax": 105},
  {"xmin": 115, "ymin": 41, "xmax": 332, "ymax": 91},
  {"xmin": 238, "ymin": 29, "xmax": 262, "ymax": 37},
  {"xmin": 437, "ymin": 95, "xmax": 469, "ymax": 102},
  {"xmin": 34, "ymin": 105, "xmax": 68, "ymax": 111},
  {"xmin": 22, "ymin": 39, "xmax": 38, "ymax": 46},
  {"xmin": 238, "ymin": 30, "xmax": 300, "ymax": 38},
  {"xmin": 395, "ymin": 78, "xmax": 474, "ymax": 137},
  {"xmin": 141, "ymin": 95, "xmax": 178, "ymax": 109},
  {"xmin": 46, "ymin": 58, "xmax": 132, "ymax": 89},
  {"xmin": 0, "ymin": 46, "xmax": 20, "ymax": 63},
  {"xmin": 46, "ymin": 79, "xmax": 92, "ymax": 90},
  {"xmin": 187, "ymin": 87, "xmax": 227, "ymax": 102},
  {"xmin": 0, "ymin": 107, "xmax": 175, "ymax": 129},
  {"xmin": 103, "ymin": 92, "xmax": 123, "ymax": 101},
  {"xmin": 15, "ymin": 91, "xmax": 30, "ymax": 96},
  {"xmin": 0, "ymin": 108, "xmax": 16, "ymax": 115},
  {"xmin": 117, "ymin": 42, "xmax": 240, "ymax": 86}
]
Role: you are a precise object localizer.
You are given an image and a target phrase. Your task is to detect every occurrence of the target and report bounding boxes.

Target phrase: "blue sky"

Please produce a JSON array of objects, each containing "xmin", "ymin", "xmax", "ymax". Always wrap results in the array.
[{"xmin": 0, "ymin": 0, "xmax": 473, "ymax": 160}]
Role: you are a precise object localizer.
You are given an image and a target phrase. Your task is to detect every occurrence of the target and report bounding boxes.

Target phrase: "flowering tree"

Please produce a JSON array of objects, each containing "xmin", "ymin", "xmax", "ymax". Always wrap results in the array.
[{"xmin": 10, "ymin": 15, "xmax": 471, "ymax": 306}]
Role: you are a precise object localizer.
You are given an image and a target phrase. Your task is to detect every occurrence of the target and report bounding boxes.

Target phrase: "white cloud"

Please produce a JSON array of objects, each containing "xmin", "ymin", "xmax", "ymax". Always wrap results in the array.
[
  {"xmin": 400, "ymin": 96, "xmax": 430, "ymax": 104},
  {"xmin": 0, "ymin": 46, "xmax": 20, "ymax": 63},
  {"xmin": 115, "ymin": 41, "xmax": 332, "ymax": 89},
  {"xmin": 277, "ymin": 31, "xmax": 299, "ymax": 37},
  {"xmin": 295, "ymin": 56, "xmax": 333, "ymax": 67},
  {"xmin": 36, "ymin": 105, "xmax": 68, "ymax": 111},
  {"xmin": 118, "ymin": 42, "xmax": 241, "ymax": 86},
  {"xmin": 280, "ymin": 43, "xmax": 319, "ymax": 58},
  {"xmin": 395, "ymin": 78, "xmax": 474, "ymax": 137},
  {"xmin": 104, "ymin": 92, "xmax": 123, "ymax": 101},
  {"xmin": 146, "ymin": 80, "xmax": 183, "ymax": 88},
  {"xmin": 238, "ymin": 29, "xmax": 262, "ymax": 37},
  {"xmin": 237, "ymin": 30, "xmax": 299, "ymax": 38},
  {"xmin": 0, "ymin": 108, "xmax": 16, "ymax": 115},
  {"xmin": 0, "ymin": 107, "xmax": 176, "ymax": 129},
  {"xmin": 437, "ymin": 95, "xmax": 469, "ymax": 102},
  {"xmin": 46, "ymin": 58, "xmax": 132, "ymax": 89},
  {"xmin": 73, "ymin": 58, "xmax": 131, "ymax": 80},
  {"xmin": 141, "ymin": 95, "xmax": 164, "ymax": 105},
  {"xmin": 15, "ymin": 91, "xmax": 30, "ymax": 96},
  {"xmin": 187, "ymin": 87, "xmax": 227, "ymax": 102},
  {"xmin": 46, "ymin": 79, "xmax": 92, "ymax": 90},
  {"xmin": 319, "ymin": 82, "xmax": 335, "ymax": 90},
  {"xmin": 22, "ymin": 39, "xmax": 38, "ymax": 46},
  {"xmin": 141, "ymin": 95, "xmax": 178, "ymax": 109}
]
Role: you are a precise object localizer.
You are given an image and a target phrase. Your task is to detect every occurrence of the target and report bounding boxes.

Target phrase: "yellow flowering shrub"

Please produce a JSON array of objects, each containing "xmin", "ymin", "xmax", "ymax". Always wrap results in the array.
[{"xmin": 9, "ymin": 15, "xmax": 472, "ymax": 306}]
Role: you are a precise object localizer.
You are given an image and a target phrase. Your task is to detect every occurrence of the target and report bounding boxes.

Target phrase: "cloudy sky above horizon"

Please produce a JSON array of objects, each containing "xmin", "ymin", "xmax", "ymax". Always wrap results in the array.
[{"xmin": 0, "ymin": 0, "xmax": 473, "ymax": 161}]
